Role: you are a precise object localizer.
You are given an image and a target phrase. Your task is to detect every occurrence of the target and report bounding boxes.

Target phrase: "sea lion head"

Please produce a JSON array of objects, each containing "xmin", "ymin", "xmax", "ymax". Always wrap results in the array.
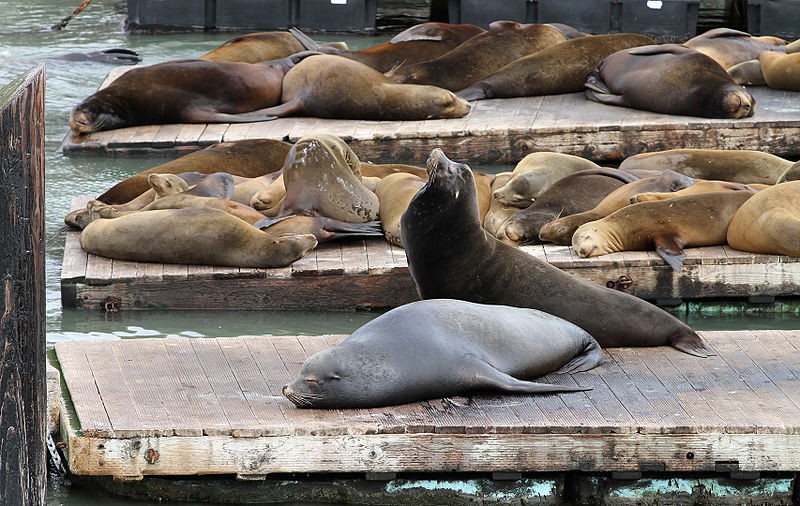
[
  {"xmin": 718, "ymin": 85, "xmax": 756, "ymax": 118},
  {"xmin": 425, "ymin": 89, "xmax": 471, "ymax": 119},
  {"xmin": 538, "ymin": 217, "xmax": 577, "ymax": 245},
  {"xmin": 69, "ymin": 92, "xmax": 128, "ymax": 135},
  {"xmin": 282, "ymin": 346, "xmax": 398, "ymax": 409},
  {"xmin": 572, "ymin": 222, "xmax": 616, "ymax": 258}
]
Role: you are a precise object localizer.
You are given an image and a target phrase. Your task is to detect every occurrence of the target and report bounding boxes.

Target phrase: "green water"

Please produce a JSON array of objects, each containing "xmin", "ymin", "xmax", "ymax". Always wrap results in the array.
[{"xmin": 0, "ymin": 1, "xmax": 797, "ymax": 504}]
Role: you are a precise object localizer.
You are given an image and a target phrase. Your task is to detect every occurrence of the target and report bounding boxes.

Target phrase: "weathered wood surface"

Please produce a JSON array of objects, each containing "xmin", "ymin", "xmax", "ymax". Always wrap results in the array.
[
  {"xmin": 0, "ymin": 65, "xmax": 47, "ymax": 505},
  {"xmin": 61, "ymin": 215, "xmax": 800, "ymax": 310},
  {"xmin": 54, "ymin": 331, "xmax": 800, "ymax": 479},
  {"xmin": 61, "ymin": 65, "xmax": 800, "ymax": 163}
]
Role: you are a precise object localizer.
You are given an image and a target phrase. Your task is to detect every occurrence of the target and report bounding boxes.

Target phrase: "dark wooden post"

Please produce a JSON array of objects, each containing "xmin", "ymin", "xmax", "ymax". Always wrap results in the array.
[{"xmin": 0, "ymin": 64, "xmax": 47, "ymax": 505}]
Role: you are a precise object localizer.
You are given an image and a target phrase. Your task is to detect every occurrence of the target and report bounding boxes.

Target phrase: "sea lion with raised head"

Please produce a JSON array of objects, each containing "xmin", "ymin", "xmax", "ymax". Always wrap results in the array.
[
  {"xmin": 69, "ymin": 52, "xmax": 319, "ymax": 134},
  {"xmin": 617, "ymin": 149, "xmax": 793, "ymax": 184},
  {"xmin": 498, "ymin": 168, "xmax": 637, "ymax": 246},
  {"xmin": 585, "ymin": 44, "xmax": 756, "ymax": 119},
  {"xmin": 282, "ymin": 299, "xmax": 600, "ymax": 409},
  {"xmin": 456, "ymin": 33, "xmax": 654, "ymax": 101},
  {"xmin": 388, "ymin": 21, "xmax": 569, "ymax": 91},
  {"xmin": 80, "ymin": 207, "xmax": 317, "ymax": 268},
  {"xmin": 400, "ymin": 148, "xmax": 713, "ymax": 357},
  {"xmin": 572, "ymin": 191, "xmax": 754, "ymax": 270},
  {"xmin": 258, "ymin": 55, "xmax": 470, "ymax": 120},
  {"xmin": 727, "ymin": 181, "xmax": 800, "ymax": 257}
]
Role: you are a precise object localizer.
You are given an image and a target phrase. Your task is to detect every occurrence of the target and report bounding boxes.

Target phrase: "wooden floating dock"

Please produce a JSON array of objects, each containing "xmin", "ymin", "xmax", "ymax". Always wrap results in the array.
[
  {"xmin": 61, "ymin": 66, "xmax": 800, "ymax": 163},
  {"xmin": 54, "ymin": 330, "xmax": 800, "ymax": 481},
  {"xmin": 61, "ymin": 212, "xmax": 800, "ymax": 311}
]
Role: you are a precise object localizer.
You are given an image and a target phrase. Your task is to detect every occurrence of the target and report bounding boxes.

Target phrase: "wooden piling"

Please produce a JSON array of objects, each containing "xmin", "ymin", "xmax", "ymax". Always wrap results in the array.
[{"xmin": 0, "ymin": 64, "xmax": 47, "ymax": 505}]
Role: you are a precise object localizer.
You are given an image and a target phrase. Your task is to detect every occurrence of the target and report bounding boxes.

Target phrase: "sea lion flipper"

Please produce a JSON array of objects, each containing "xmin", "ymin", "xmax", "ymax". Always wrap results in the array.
[
  {"xmin": 653, "ymin": 233, "xmax": 687, "ymax": 271},
  {"xmin": 204, "ymin": 111, "xmax": 278, "ymax": 123},
  {"xmin": 553, "ymin": 340, "xmax": 604, "ymax": 374},
  {"xmin": 672, "ymin": 334, "xmax": 716, "ymax": 358},
  {"xmin": 288, "ymin": 26, "xmax": 321, "ymax": 51},
  {"xmin": 318, "ymin": 218, "xmax": 385, "ymax": 240},
  {"xmin": 473, "ymin": 362, "xmax": 592, "ymax": 394},
  {"xmin": 627, "ymin": 45, "xmax": 692, "ymax": 57}
]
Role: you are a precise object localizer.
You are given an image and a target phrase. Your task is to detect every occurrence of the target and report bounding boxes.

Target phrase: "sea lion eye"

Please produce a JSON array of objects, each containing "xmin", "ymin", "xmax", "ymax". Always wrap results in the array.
[
  {"xmin": 305, "ymin": 378, "xmax": 319, "ymax": 385},
  {"xmin": 331, "ymin": 374, "xmax": 341, "ymax": 380}
]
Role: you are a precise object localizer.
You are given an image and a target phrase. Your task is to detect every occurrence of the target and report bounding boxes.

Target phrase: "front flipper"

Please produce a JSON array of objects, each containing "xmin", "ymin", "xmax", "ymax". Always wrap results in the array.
[
  {"xmin": 472, "ymin": 361, "xmax": 592, "ymax": 394},
  {"xmin": 201, "ymin": 111, "xmax": 278, "ymax": 123},
  {"xmin": 653, "ymin": 233, "xmax": 687, "ymax": 271},
  {"xmin": 554, "ymin": 339, "xmax": 604, "ymax": 374}
]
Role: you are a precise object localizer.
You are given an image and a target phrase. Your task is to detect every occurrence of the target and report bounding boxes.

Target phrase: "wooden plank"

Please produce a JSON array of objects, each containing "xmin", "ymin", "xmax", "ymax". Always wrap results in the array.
[
  {"xmin": 84, "ymin": 253, "xmax": 113, "ymax": 284},
  {"xmin": 339, "ymin": 240, "xmax": 369, "ymax": 275},
  {"xmin": 151, "ymin": 123, "xmax": 183, "ymax": 147},
  {"xmin": 53, "ymin": 342, "xmax": 113, "ymax": 437},
  {"xmin": 61, "ymin": 231, "xmax": 87, "ymax": 281},
  {"xmin": 365, "ymin": 239, "xmax": 396, "ymax": 274}
]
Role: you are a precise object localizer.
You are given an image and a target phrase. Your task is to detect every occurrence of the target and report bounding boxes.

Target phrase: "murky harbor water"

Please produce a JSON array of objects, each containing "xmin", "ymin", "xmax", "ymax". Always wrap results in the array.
[{"xmin": 1, "ymin": 1, "xmax": 798, "ymax": 504}]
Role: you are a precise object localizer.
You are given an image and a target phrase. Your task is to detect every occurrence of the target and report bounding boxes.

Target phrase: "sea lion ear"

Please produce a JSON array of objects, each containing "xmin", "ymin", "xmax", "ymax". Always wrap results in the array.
[{"xmin": 654, "ymin": 233, "xmax": 687, "ymax": 271}]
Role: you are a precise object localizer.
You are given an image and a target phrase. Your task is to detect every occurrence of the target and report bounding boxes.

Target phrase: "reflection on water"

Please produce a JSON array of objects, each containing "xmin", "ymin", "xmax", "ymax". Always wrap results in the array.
[{"xmin": 2, "ymin": 1, "xmax": 798, "ymax": 504}]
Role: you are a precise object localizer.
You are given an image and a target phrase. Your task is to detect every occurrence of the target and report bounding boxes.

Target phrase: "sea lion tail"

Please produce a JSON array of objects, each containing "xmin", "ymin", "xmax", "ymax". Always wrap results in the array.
[{"xmin": 288, "ymin": 26, "xmax": 321, "ymax": 51}]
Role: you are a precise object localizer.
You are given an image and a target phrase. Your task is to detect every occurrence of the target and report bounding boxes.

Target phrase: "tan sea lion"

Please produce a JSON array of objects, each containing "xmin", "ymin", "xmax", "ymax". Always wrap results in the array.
[
  {"xmin": 96, "ymin": 139, "xmax": 291, "ymax": 205},
  {"xmin": 585, "ymin": 44, "xmax": 756, "ymax": 119},
  {"xmin": 69, "ymin": 52, "xmax": 321, "ymax": 135},
  {"xmin": 787, "ymin": 39, "xmax": 800, "ymax": 53},
  {"xmin": 538, "ymin": 170, "xmax": 696, "ymax": 245},
  {"xmin": 361, "ymin": 163, "xmax": 428, "ymax": 179},
  {"xmin": 727, "ymin": 59, "xmax": 767, "ymax": 85},
  {"xmin": 572, "ymin": 191, "xmax": 755, "ymax": 270},
  {"xmin": 777, "ymin": 160, "xmax": 800, "ymax": 183},
  {"xmin": 759, "ymin": 51, "xmax": 800, "ymax": 92},
  {"xmin": 200, "ymin": 31, "xmax": 345, "ymax": 63},
  {"xmin": 684, "ymin": 28, "xmax": 786, "ymax": 69},
  {"xmin": 618, "ymin": 149, "xmax": 793, "ymax": 184},
  {"xmin": 727, "ymin": 181, "xmax": 800, "ymax": 256},
  {"xmin": 401, "ymin": 148, "xmax": 713, "ymax": 357},
  {"xmin": 80, "ymin": 207, "xmax": 317, "ymax": 268},
  {"xmin": 278, "ymin": 134, "xmax": 380, "ymax": 223},
  {"xmin": 375, "ymin": 172, "xmax": 427, "ymax": 247},
  {"xmin": 498, "ymin": 168, "xmax": 637, "ymax": 246},
  {"xmin": 258, "ymin": 54, "xmax": 470, "ymax": 120},
  {"xmin": 631, "ymin": 179, "xmax": 760, "ymax": 203},
  {"xmin": 250, "ymin": 174, "xmax": 286, "ymax": 211},
  {"xmin": 231, "ymin": 172, "xmax": 283, "ymax": 205},
  {"xmin": 483, "ymin": 172, "xmax": 519, "ymax": 236},
  {"xmin": 456, "ymin": 33, "xmax": 654, "ymax": 101},
  {"xmin": 309, "ymin": 22, "xmax": 485, "ymax": 73},
  {"xmin": 493, "ymin": 152, "xmax": 601, "ymax": 207},
  {"xmin": 388, "ymin": 21, "xmax": 568, "ymax": 91}
]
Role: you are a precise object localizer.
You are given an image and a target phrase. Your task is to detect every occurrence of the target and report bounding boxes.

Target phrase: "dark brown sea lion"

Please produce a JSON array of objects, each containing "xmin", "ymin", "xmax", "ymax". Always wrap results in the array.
[
  {"xmin": 278, "ymin": 134, "xmax": 380, "ymax": 222},
  {"xmin": 283, "ymin": 299, "xmax": 600, "ymax": 409},
  {"xmin": 585, "ymin": 44, "xmax": 756, "ymax": 119},
  {"xmin": 47, "ymin": 48, "xmax": 141, "ymax": 65},
  {"xmin": 97, "ymin": 139, "xmax": 291, "ymax": 205},
  {"xmin": 498, "ymin": 168, "xmax": 637, "ymax": 246},
  {"xmin": 684, "ymin": 28, "xmax": 786, "ymax": 69},
  {"xmin": 401, "ymin": 148, "xmax": 713, "ymax": 357},
  {"xmin": 259, "ymin": 54, "xmax": 470, "ymax": 120},
  {"xmin": 727, "ymin": 181, "xmax": 800, "ymax": 257},
  {"xmin": 200, "ymin": 31, "xmax": 346, "ymax": 63},
  {"xmin": 307, "ymin": 22, "xmax": 485, "ymax": 73},
  {"xmin": 80, "ymin": 207, "xmax": 317, "ymax": 268},
  {"xmin": 617, "ymin": 149, "xmax": 793, "ymax": 185},
  {"xmin": 538, "ymin": 170, "xmax": 696, "ymax": 245},
  {"xmin": 388, "ymin": 21, "xmax": 569, "ymax": 91},
  {"xmin": 456, "ymin": 33, "xmax": 654, "ymax": 101},
  {"xmin": 572, "ymin": 191, "xmax": 754, "ymax": 270},
  {"xmin": 69, "ymin": 52, "xmax": 319, "ymax": 134}
]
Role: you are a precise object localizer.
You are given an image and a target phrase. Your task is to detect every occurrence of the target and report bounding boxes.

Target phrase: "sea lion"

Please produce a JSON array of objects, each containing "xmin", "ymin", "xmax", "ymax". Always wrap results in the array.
[
  {"xmin": 727, "ymin": 59, "xmax": 767, "ymax": 85},
  {"xmin": 585, "ymin": 44, "xmax": 756, "ymax": 119},
  {"xmin": 308, "ymin": 22, "xmax": 485, "ymax": 73},
  {"xmin": 200, "ymin": 31, "xmax": 346, "ymax": 63},
  {"xmin": 572, "ymin": 191, "xmax": 754, "ymax": 270},
  {"xmin": 456, "ymin": 33, "xmax": 654, "ymax": 101},
  {"xmin": 727, "ymin": 181, "xmax": 800, "ymax": 257},
  {"xmin": 375, "ymin": 172, "xmax": 427, "ymax": 247},
  {"xmin": 250, "ymin": 174, "xmax": 286, "ymax": 211},
  {"xmin": 96, "ymin": 139, "xmax": 291, "ymax": 205},
  {"xmin": 493, "ymin": 152, "xmax": 601, "ymax": 207},
  {"xmin": 498, "ymin": 168, "xmax": 637, "ymax": 246},
  {"xmin": 538, "ymin": 170, "xmax": 697, "ymax": 245},
  {"xmin": 777, "ymin": 160, "xmax": 800, "ymax": 183},
  {"xmin": 631, "ymin": 179, "xmax": 760, "ymax": 203},
  {"xmin": 388, "ymin": 21, "xmax": 569, "ymax": 91},
  {"xmin": 400, "ymin": 148, "xmax": 713, "ymax": 357},
  {"xmin": 758, "ymin": 51, "xmax": 800, "ymax": 92},
  {"xmin": 282, "ymin": 299, "xmax": 600, "ymax": 409},
  {"xmin": 361, "ymin": 163, "xmax": 428, "ymax": 179},
  {"xmin": 231, "ymin": 172, "xmax": 283, "ymax": 205},
  {"xmin": 617, "ymin": 149, "xmax": 793, "ymax": 185},
  {"xmin": 80, "ymin": 207, "xmax": 317, "ymax": 268},
  {"xmin": 684, "ymin": 28, "xmax": 786, "ymax": 69},
  {"xmin": 788, "ymin": 39, "xmax": 800, "ymax": 54},
  {"xmin": 47, "ymin": 48, "xmax": 141, "ymax": 65},
  {"xmin": 69, "ymin": 52, "xmax": 319, "ymax": 134},
  {"xmin": 278, "ymin": 134, "xmax": 380, "ymax": 223},
  {"xmin": 258, "ymin": 54, "xmax": 470, "ymax": 120},
  {"xmin": 482, "ymin": 172, "xmax": 519, "ymax": 236}
]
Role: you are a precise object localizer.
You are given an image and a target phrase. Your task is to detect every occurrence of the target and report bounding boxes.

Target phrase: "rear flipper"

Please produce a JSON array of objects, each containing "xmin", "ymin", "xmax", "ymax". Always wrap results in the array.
[
  {"xmin": 584, "ymin": 72, "xmax": 626, "ymax": 106},
  {"xmin": 554, "ymin": 338, "xmax": 605, "ymax": 374},
  {"xmin": 455, "ymin": 82, "xmax": 493, "ymax": 101},
  {"xmin": 317, "ymin": 218, "xmax": 384, "ymax": 241},
  {"xmin": 473, "ymin": 361, "xmax": 592, "ymax": 394},
  {"xmin": 654, "ymin": 233, "xmax": 687, "ymax": 271},
  {"xmin": 672, "ymin": 333, "xmax": 716, "ymax": 358},
  {"xmin": 289, "ymin": 26, "xmax": 321, "ymax": 51}
]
